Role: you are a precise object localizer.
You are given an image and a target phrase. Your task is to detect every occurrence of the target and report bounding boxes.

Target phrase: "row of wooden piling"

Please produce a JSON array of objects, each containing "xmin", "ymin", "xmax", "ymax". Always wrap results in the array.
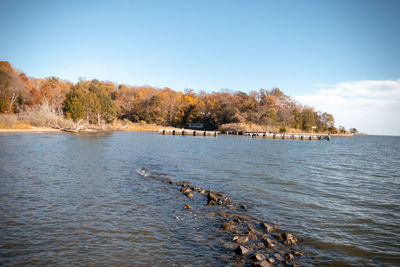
[
  {"xmin": 157, "ymin": 129, "xmax": 331, "ymax": 140},
  {"xmin": 242, "ymin": 132, "xmax": 331, "ymax": 141},
  {"xmin": 158, "ymin": 129, "xmax": 220, "ymax": 136}
]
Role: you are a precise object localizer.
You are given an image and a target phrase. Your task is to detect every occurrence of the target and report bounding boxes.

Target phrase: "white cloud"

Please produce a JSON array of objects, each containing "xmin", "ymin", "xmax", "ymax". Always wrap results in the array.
[{"xmin": 294, "ymin": 79, "xmax": 400, "ymax": 136}]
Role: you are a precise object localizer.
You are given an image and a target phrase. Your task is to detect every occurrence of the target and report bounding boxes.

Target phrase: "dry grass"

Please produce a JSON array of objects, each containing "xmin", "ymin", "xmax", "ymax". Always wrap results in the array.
[
  {"xmin": 219, "ymin": 123, "xmax": 279, "ymax": 133},
  {"xmin": 0, "ymin": 104, "xmax": 75, "ymax": 130},
  {"xmin": 10, "ymin": 122, "xmax": 32, "ymax": 129},
  {"xmin": 0, "ymin": 114, "xmax": 16, "ymax": 129},
  {"xmin": 119, "ymin": 120, "xmax": 172, "ymax": 132},
  {"xmin": 219, "ymin": 123, "xmax": 318, "ymax": 134}
]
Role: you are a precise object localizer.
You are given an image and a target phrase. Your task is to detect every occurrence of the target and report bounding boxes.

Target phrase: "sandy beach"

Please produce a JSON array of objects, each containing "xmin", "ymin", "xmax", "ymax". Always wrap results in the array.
[{"xmin": 0, "ymin": 127, "xmax": 62, "ymax": 133}]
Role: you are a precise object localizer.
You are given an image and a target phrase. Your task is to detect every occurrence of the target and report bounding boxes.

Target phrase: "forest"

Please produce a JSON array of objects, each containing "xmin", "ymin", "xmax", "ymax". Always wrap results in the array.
[{"xmin": 0, "ymin": 61, "xmax": 341, "ymax": 133}]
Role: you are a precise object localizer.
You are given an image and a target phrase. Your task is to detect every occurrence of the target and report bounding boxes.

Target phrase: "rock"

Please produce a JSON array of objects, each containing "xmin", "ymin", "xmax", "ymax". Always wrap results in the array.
[
  {"xmin": 252, "ymin": 253, "xmax": 266, "ymax": 261},
  {"xmin": 192, "ymin": 186, "xmax": 200, "ymax": 191},
  {"xmin": 256, "ymin": 242, "xmax": 265, "ymax": 247},
  {"xmin": 162, "ymin": 178, "xmax": 171, "ymax": 183},
  {"xmin": 267, "ymin": 258, "xmax": 275, "ymax": 263},
  {"xmin": 222, "ymin": 222, "xmax": 236, "ymax": 231},
  {"xmin": 274, "ymin": 253, "xmax": 283, "ymax": 261},
  {"xmin": 224, "ymin": 242, "xmax": 237, "ymax": 249},
  {"xmin": 252, "ymin": 260, "xmax": 271, "ymax": 267},
  {"xmin": 233, "ymin": 217, "xmax": 241, "ymax": 223},
  {"xmin": 183, "ymin": 204, "xmax": 192, "ymax": 210},
  {"xmin": 235, "ymin": 245, "xmax": 249, "ymax": 255},
  {"xmin": 185, "ymin": 192, "xmax": 193, "ymax": 198},
  {"xmin": 281, "ymin": 232, "xmax": 298, "ymax": 246},
  {"xmin": 248, "ymin": 232, "xmax": 258, "ymax": 240},
  {"xmin": 199, "ymin": 189, "xmax": 207, "ymax": 195},
  {"xmin": 263, "ymin": 238, "xmax": 275, "ymax": 249},
  {"xmin": 232, "ymin": 236, "xmax": 239, "ymax": 241},
  {"xmin": 274, "ymin": 233, "xmax": 284, "ymax": 241},
  {"xmin": 180, "ymin": 188, "xmax": 191, "ymax": 194},
  {"xmin": 247, "ymin": 223, "xmax": 256, "ymax": 233},
  {"xmin": 294, "ymin": 251, "xmax": 304, "ymax": 256},
  {"xmin": 207, "ymin": 211, "xmax": 217, "ymax": 217},
  {"xmin": 285, "ymin": 253, "xmax": 294, "ymax": 262},
  {"xmin": 208, "ymin": 191, "xmax": 220, "ymax": 201},
  {"xmin": 260, "ymin": 222, "xmax": 274, "ymax": 232},
  {"xmin": 236, "ymin": 236, "xmax": 249, "ymax": 244},
  {"xmin": 240, "ymin": 204, "xmax": 249, "ymax": 211}
]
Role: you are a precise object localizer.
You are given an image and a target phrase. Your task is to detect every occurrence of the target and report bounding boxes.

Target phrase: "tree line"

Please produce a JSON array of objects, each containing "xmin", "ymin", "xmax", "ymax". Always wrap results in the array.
[{"xmin": 0, "ymin": 61, "xmax": 340, "ymax": 132}]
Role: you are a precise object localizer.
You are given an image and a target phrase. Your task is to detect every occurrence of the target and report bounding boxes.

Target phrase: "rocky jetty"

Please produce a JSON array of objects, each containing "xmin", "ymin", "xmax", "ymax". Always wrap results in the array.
[{"xmin": 137, "ymin": 167, "xmax": 305, "ymax": 266}]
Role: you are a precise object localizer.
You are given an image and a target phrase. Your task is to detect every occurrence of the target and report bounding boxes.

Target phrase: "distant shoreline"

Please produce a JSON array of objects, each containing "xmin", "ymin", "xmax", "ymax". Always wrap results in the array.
[{"xmin": 0, "ymin": 126, "xmax": 354, "ymax": 137}]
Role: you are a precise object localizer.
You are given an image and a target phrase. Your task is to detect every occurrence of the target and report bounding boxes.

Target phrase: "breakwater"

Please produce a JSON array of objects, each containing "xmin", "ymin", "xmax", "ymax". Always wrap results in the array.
[{"xmin": 136, "ymin": 167, "xmax": 304, "ymax": 266}]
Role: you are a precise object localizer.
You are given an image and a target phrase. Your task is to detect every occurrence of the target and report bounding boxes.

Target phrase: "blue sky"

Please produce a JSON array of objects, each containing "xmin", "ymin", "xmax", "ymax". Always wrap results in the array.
[{"xmin": 1, "ymin": 0, "xmax": 399, "ymax": 135}]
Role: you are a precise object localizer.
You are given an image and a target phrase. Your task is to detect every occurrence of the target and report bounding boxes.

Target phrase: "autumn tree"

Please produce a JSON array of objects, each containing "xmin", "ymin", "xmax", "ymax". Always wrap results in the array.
[
  {"xmin": 38, "ymin": 77, "xmax": 71, "ymax": 109},
  {"xmin": 0, "ymin": 61, "xmax": 31, "ymax": 112}
]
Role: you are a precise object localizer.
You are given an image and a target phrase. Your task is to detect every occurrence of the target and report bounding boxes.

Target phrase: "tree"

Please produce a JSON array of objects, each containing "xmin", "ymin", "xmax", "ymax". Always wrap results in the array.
[
  {"xmin": 39, "ymin": 77, "xmax": 71, "ymax": 109},
  {"xmin": 0, "ymin": 61, "xmax": 30, "ymax": 112},
  {"xmin": 88, "ymin": 80, "xmax": 116, "ymax": 124},
  {"xmin": 349, "ymin": 128, "xmax": 358, "ymax": 134},
  {"xmin": 64, "ymin": 83, "xmax": 87, "ymax": 121},
  {"xmin": 316, "ymin": 111, "xmax": 334, "ymax": 131},
  {"xmin": 301, "ymin": 108, "xmax": 316, "ymax": 131}
]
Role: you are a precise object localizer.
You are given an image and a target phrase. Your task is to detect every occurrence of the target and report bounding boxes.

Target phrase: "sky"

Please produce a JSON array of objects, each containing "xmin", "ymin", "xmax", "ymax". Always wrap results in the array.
[{"xmin": 1, "ymin": 0, "xmax": 399, "ymax": 135}]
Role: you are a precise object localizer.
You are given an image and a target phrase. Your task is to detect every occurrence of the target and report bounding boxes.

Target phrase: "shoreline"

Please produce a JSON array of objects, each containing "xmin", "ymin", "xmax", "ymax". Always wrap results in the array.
[
  {"xmin": 0, "ymin": 126, "xmax": 355, "ymax": 137},
  {"xmin": 0, "ymin": 127, "xmax": 62, "ymax": 133}
]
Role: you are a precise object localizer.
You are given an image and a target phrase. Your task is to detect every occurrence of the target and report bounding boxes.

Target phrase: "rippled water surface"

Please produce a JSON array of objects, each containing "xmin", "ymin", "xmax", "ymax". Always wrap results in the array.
[{"xmin": 0, "ymin": 132, "xmax": 399, "ymax": 266}]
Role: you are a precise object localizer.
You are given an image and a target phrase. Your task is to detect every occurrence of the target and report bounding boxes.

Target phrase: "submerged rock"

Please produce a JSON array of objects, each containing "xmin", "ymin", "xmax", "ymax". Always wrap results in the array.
[
  {"xmin": 274, "ymin": 253, "xmax": 283, "ymax": 261},
  {"xmin": 235, "ymin": 245, "xmax": 249, "ymax": 255},
  {"xmin": 180, "ymin": 188, "xmax": 191, "ymax": 194},
  {"xmin": 236, "ymin": 236, "xmax": 249, "ymax": 244},
  {"xmin": 262, "ymin": 238, "xmax": 275, "ymax": 249},
  {"xmin": 208, "ymin": 190, "xmax": 220, "ymax": 201},
  {"xmin": 281, "ymin": 232, "xmax": 298, "ymax": 246},
  {"xmin": 285, "ymin": 253, "xmax": 294, "ymax": 262},
  {"xmin": 240, "ymin": 204, "xmax": 249, "ymax": 211},
  {"xmin": 224, "ymin": 242, "xmax": 237, "ymax": 249},
  {"xmin": 294, "ymin": 251, "xmax": 304, "ymax": 256},
  {"xmin": 183, "ymin": 204, "xmax": 192, "ymax": 210},
  {"xmin": 247, "ymin": 232, "xmax": 258, "ymax": 240},
  {"xmin": 260, "ymin": 222, "xmax": 274, "ymax": 232},
  {"xmin": 252, "ymin": 260, "xmax": 271, "ymax": 267},
  {"xmin": 222, "ymin": 222, "xmax": 236, "ymax": 231},
  {"xmin": 252, "ymin": 253, "xmax": 266, "ymax": 261},
  {"xmin": 256, "ymin": 242, "xmax": 265, "ymax": 248}
]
